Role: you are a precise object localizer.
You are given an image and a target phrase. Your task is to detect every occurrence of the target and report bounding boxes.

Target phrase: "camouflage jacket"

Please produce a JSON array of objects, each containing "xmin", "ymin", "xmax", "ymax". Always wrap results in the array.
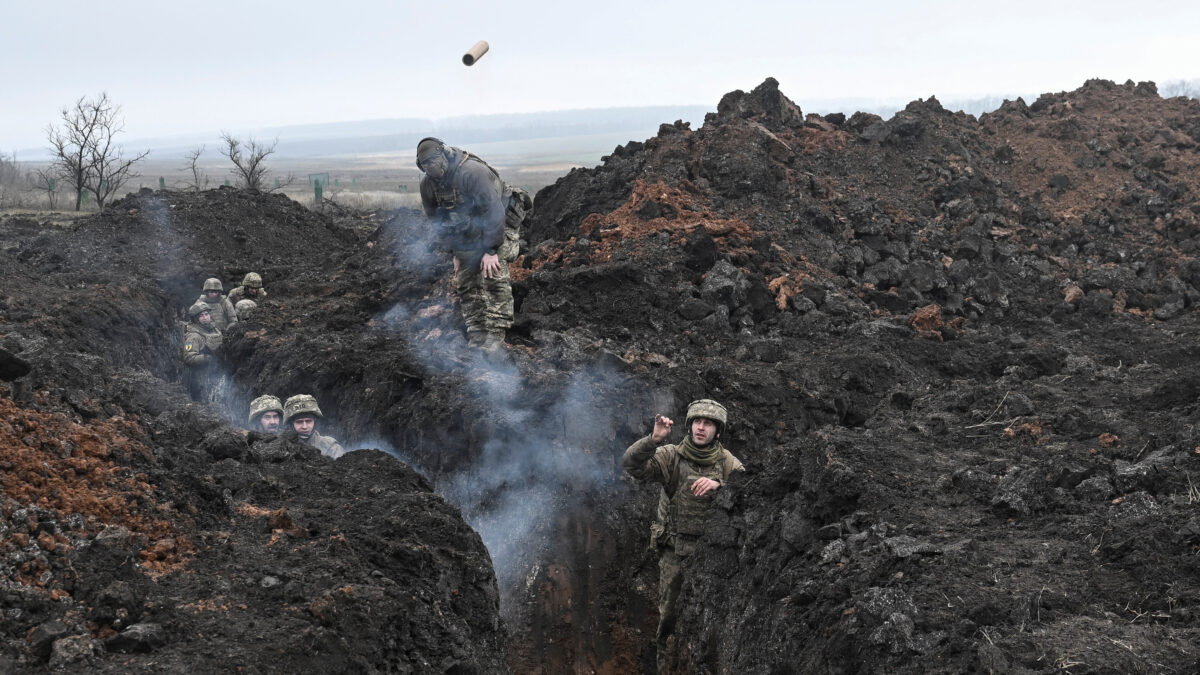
[
  {"xmin": 227, "ymin": 286, "xmax": 267, "ymax": 304},
  {"xmin": 182, "ymin": 323, "xmax": 223, "ymax": 367},
  {"xmin": 419, "ymin": 147, "xmax": 507, "ymax": 254},
  {"xmin": 304, "ymin": 430, "xmax": 347, "ymax": 459},
  {"xmin": 195, "ymin": 295, "xmax": 239, "ymax": 332},
  {"xmin": 622, "ymin": 435, "xmax": 744, "ymax": 556}
]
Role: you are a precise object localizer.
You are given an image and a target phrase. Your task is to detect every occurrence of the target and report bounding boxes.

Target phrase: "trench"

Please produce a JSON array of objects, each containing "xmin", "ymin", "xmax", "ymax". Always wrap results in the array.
[{"xmin": 205, "ymin": 300, "xmax": 675, "ymax": 672}]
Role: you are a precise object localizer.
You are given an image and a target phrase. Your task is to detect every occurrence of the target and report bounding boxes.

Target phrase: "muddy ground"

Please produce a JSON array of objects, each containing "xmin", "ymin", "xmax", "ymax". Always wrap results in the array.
[{"xmin": 3, "ymin": 77, "xmax": 1200, "ymax": 673}]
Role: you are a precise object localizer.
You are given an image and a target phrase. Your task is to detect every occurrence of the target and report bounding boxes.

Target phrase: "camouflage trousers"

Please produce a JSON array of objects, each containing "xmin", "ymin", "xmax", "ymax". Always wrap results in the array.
[
  {"xmin": 656, "ymin": 546, "xmax": 686, "ymax": 674},
  {"xmin": 454, "ymin": 251, "xmax": 514, "ymax": 336}
]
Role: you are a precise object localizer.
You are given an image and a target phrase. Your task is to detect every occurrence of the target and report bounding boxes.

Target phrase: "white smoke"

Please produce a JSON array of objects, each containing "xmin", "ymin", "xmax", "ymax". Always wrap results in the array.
[{"xmin": 378, "ymin": 210, "xmax": 639, "ymax": 593}]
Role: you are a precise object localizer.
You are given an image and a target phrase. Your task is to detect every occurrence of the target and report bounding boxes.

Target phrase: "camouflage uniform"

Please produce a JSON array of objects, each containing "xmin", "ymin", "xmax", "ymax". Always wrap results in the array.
[
  {"xmin": 305, "ymin": 431, "xmax": 347, "ymax": 459},
  {"xmin": 283, "ymin": 394, "xmax": 347, "ymax": 459},
  {"xmin": 622, "ymin": 400, "xmax": 744, "ymax": 673},
  {"xmin": 196, "ymin": 295, "xmax": 239, "ymax": 332},
  {"xmin": 228, "ymin": 272, "xmax": 267, "ymax": 305},
  {"xmin": 227, "ymin": 286, "xmax": 266, "ymax": 304},
  {"xmin": 182, "ymin": 308, "xmax": 226, "ymax": 404},
  {"xmin": 418, "ymin": 140, "xmax": 527, "ymax": 344}
]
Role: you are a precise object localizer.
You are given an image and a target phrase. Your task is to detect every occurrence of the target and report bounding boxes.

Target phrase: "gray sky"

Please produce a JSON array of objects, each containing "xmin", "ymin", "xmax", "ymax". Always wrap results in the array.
[{"xmin": 3, "ymin": 0, "xmax": 1198, "ymax": 152}]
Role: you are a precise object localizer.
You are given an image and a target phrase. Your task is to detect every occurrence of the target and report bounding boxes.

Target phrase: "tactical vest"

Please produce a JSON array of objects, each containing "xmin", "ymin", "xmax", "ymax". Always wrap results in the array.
[
  {"xmin": 427, "ymin": 152, "xmax": 526, "ymax": 261},
  {"xmin": 184, "ymin": 327, "xmax": 223, "ymax": 356},
  {"xmin": 666, "ymin": 457, "xmax": 726, "ymax": 557},
  {"xmin": 428, "ymin": 153, "xmax": 505, "ymax": 213}
]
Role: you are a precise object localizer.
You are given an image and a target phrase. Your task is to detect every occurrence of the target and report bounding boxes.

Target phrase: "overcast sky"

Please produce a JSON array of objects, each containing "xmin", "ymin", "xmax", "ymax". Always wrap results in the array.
[{"xmin": 3, "ymin": 0, "xmax": 1198, "ymax": 152}]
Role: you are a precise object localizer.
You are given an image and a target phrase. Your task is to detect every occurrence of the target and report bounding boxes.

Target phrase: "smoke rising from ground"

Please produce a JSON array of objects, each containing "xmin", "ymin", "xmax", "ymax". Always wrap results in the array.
[{"xmin": 381, "ymin": 212, "xmax": 641, "ymax": 592}]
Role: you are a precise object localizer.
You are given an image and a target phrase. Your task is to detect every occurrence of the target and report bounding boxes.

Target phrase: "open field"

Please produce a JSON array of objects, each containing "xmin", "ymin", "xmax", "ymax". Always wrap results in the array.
[{"xmin": 0, "ymin": 133, "xmax": 626, "ymax": 213}]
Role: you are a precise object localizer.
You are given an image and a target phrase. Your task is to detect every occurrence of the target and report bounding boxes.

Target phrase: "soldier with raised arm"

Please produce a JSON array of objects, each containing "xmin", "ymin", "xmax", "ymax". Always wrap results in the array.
[{"xmin": 622, "ymin": 399, "xmax": 744, "ymax": 674}]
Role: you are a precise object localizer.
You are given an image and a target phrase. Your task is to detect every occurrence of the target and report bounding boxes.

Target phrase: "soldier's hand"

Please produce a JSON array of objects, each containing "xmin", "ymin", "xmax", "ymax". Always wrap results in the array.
[
  {"xmin": 453, "ymin": 257, "xmax": 461, "ymax": 275},
  {"xmin": 692, "ymin": 477, "xmax": 720, "ymax": 497},
  {"xmin": 480, "ymin": 253, "xmax": 502, "ymax": 279},
  {"xmin": 651, "ymin": 414, "xmax": 673, "ymax": 442}
]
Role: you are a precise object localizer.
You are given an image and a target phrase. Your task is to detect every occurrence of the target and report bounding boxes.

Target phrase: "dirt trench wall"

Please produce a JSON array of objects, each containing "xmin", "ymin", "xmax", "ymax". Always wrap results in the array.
[
  {"xmin": 506, "ymin": 77, "xmax": 1200, "ymax": 673},
  {"xmin": 0, "ymin": 192, "xmax": 510, "ymax": 673}
]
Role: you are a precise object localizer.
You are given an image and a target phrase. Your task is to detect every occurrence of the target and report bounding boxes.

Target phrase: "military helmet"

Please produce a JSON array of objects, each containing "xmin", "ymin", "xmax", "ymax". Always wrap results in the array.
[
  {"xmin": 242, "ymin": 272, "xmax": 263, "ymax": 288},
  {"xmin": 187, "ymin": 302, "xmax": 211, "ymax": 320},
  {"xmin": 202, "ymin": 277, "xmax": 223, "ymax": 292},
  {"xmin": 248, "ymin": 395, "xmax": 283, "ymax": 423},
  {"xmin": 283, "ymin": 394, "xmax": 323, "ymax": 424},
  {"xmin": 416, "ymin": 137, "xmax": 445, "ymax": 167},
  {"xmin": 235, "ymin": 299, "xmax": 257, "ymax": 318},
  {"xmin": 685, "ymin": 399, "xmax": 728, "ymax": 432}
]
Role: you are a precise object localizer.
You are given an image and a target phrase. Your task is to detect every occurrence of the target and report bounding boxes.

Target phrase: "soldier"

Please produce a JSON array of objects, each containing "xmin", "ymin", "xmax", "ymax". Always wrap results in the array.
[
  {"xmin": 182, "ymin": 303, "xmax": 225, "ymax": 403},
  {"xmin": 227, "ymin": 272, "xmax": 267, "ymax": 305},
  {"xmin": 282, "ymin": 394, "xmax": 346, "ymax": 459},
  {"xmin": 247, "ymin": 395, "xmax": 283, "ymax": 433},
  {"xmin": 234, "ymin": 299, "xmax": 257, "ymax": 320},
  {"xmin": 416, "ymin": 137, "xmax": 530, "ymax": 353},
  {"xmin": 195, "ymin": 278, "xmax": 239, "ymax": 332},
  {"xmin": 622, "ymin": 399, "xmax": 744, "ymax": 674}
]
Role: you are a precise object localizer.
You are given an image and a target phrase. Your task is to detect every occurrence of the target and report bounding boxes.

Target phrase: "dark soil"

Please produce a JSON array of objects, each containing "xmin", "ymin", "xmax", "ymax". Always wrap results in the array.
[{"xmin": 4, "ymin": 76, "xmax": 1200, "ymax": 674}]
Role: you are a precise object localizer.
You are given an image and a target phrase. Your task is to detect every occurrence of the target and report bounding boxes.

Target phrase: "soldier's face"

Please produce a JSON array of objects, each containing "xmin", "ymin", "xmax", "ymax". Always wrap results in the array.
[
  {"xmin": 690, "ymin": 418, "xmax": 718, "ymax": 446},
  {"xmin": 198, "ymin": 311, "xmax": 212, "ymax": 326},
  {"xmin": 247, "ymin": 286, "xmax": 259, "ymax": 297},
  {"xmin": 419, "ymin": 151, "xmax": 448, "ymax": 179},
  {"xmin": 292, "ymin": 416, "xmax": 315, "ymax": 438},
  {"xmin": 205, "ymin": 290, "xmax": 221, "ymax": 301},
  {"xmin": 258, "ymin": 412, "xmax": 281, "ymax": 433}
]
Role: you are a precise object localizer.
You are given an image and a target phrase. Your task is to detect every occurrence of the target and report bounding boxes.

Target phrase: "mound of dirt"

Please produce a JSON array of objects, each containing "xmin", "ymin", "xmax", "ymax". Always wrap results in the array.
[
  {"xmin": 511, "ymin": 77, "xmax": 1200, "ymax": 673},
  {"xmin": 0, "ymin": 191, "xmax": 505, "ymax": 673},
  {"xmin": 3, "ymin": 75, "xmax": 1200, "ymax": 674}
]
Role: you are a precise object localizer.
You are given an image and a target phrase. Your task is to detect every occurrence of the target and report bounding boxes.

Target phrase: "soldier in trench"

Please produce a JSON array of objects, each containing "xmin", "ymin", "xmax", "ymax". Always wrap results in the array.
[
  {"xmin": 416, "ymin": 137, "xmax": 531, "ymax": 354},
  {"xmin": 622, "ymin": 399, "xmax": 744, "ymax": 673},
  {"xmin": 226, "ymin": 272, "xmax": 267, "ymax": 305},
  {"xmin": 182, "ymin": 303, "xmax": 227, "ymax": 404},
  {"xmin": 247, "ymin": 394, "xmax": 284, "ymax": 434},
  {"xmin": 283, "ymin": 394, "xmax": 346, "ymax": 459},
  {"xmin": 195, "ymin": 277, "xmax": 239, "ymax": 332}
]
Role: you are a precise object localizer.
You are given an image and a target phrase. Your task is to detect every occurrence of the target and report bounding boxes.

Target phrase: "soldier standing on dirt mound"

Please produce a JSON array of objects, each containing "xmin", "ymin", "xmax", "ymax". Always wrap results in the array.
[
  {"xmin": 227, "ymin": 272, "xmax": 267, "ymax": 305},
  {"xmin": 622, "ymin": 399, "xmax": 745, "ymax": 674},
  {"xmin": 247, "ymin": 394, "xmax": 284, "ymax": 433},
  {"xmin": 283, "ymin": 394, "xmax": 346, "ymax": 458},
  {"xmin": 416, "ymin": 137, "xmax": 531, "ymax": 354},
  {"xmin": 182, "ymin": 303, "xmax": 226, "ymax": 403},
  {"xmin": 196, "ymin": 278, "xmax": 239, "ymax": 332}
]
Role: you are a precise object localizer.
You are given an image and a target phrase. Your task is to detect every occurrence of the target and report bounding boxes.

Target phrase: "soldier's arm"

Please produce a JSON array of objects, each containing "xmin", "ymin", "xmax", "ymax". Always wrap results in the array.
[
  {"xmin": 182, "ymin": 335, "xmax": 210, "ymax": 366},
  {"xmin": 622, "ymin": 436, "xmax": 672, "ymax": 484},
  {"xmin": 224, "ymin": 299, "xmax": 239, "ymax": 326},
  {"xmin": 460, "ymin": 164, "xmax": 506, "ymax": 252}
]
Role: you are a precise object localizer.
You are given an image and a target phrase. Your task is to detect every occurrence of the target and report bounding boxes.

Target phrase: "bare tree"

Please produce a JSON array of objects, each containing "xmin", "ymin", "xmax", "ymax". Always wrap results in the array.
[
  {"xmin": 221, "ymin": 132, "xmax": 288, "ymax": 191},
  {"xmin": 182, "ymin": 145, "xmax": 209, "ymax": 191},
  {"xmin": 46, "ymin": 93, "xmax": 148, "ymax": 210},
  {"xmin": 32, "ymin": 168, "xmax": 60, "ymax": 210}
]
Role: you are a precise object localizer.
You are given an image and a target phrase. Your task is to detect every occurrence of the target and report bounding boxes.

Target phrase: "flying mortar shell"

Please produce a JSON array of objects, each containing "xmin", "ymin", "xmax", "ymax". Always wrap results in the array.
[{"xmin": 462, "ymin": 40, "xmax": 489, "ymax": 66}]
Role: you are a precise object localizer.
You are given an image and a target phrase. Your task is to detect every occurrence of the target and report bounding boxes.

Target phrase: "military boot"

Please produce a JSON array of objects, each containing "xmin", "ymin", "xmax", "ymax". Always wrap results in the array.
[{"xmin": 467, "ymin": 330, "xmax": 487, "ymax": 347}]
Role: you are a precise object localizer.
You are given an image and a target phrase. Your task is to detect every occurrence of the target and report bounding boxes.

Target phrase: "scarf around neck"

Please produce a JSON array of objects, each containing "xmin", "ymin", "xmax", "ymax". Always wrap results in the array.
[{"xmin": 678, "ymin": 436, "xmax": 723, "ymax": 466}]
